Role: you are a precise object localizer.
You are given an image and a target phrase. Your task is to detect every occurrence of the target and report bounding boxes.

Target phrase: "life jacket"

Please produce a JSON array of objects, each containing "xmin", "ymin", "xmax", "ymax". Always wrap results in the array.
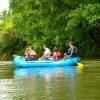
[
  {"xmin": 50, "ymin": 51, "xmax": 53, "ymax": 56},
  {"xmin": 55, "ymin": 51, "xmax": 61, "ymax": 60},
  {"xmin": 24, "ymin": 52, "xmax": 28, "ymax": 58},
  {"xmin": 28, "ymin": 50, "xmax": 36, "ymax": 59},
  {"xmin": 29, "ymin": 54, "xmax": 36, "ymax": 59}
]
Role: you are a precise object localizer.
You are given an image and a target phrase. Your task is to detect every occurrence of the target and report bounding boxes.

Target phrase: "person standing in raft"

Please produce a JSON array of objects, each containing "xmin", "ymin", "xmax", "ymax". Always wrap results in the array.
[
  {"xmin": 27, "ymin": 46, "xmax": 37, "ymax": 61},
  {"xmin": 50, "ymin": 47, "xmax": 61, "ymax": 60},
  {"xmin": 64, "ymin": 42, "xmax": 77, "ymax": 59},
  {"xmin": 39, "ymin": 44, "xmax": 50, "ymax": 60}
]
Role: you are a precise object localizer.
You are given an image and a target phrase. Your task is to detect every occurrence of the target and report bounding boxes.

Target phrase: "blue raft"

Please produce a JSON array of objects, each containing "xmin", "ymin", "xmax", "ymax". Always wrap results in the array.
[{"xmin": 13, "ymin": 56, "xmax": 80, "ymax": 67}]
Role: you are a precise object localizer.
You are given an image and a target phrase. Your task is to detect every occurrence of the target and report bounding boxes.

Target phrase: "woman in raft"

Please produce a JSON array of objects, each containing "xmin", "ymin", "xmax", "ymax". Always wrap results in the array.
[
  {"xmin": 24, "ymin": 48, "xmax": 29, "ymax": 61},
  {"xmin": 50, "ymin": 47, "xmax": 61, "ymax": 60},
  {"xmin": 24, "ymin": 46, "xmax": 37, "ymax": 61}
]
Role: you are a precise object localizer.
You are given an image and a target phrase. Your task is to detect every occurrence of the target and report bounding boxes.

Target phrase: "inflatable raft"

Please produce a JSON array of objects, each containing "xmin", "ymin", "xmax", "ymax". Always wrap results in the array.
[{"xmin": 13, "ymin": 56, "xmax": 80, "ymax": 67}]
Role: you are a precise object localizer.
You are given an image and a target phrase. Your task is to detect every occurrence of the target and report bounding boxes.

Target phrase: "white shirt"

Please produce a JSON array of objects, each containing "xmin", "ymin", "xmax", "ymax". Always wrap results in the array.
[{"xmin": 44, "ymin": 48, "xmax": 50, "ymax": 59}]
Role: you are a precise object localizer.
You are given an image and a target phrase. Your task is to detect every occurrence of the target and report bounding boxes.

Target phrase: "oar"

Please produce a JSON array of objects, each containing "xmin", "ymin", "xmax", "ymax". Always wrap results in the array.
[
  {"xmin": 70, "ymin": 58, "xmax": 84, "ymax": 68},
  {"xmin": 77, "ymin": 62, "xmax": 84, "ymax": 67},
  {"xmin": 13, "ymin": 55, "xmax": 19, "ymax": 57},
  {"xmin": 77, "ymin": 62, "xmax": 84, "ymax": 68},
  {"xmin": 74, "ymin": 61, "xmax": 84, "ymax": 68}
]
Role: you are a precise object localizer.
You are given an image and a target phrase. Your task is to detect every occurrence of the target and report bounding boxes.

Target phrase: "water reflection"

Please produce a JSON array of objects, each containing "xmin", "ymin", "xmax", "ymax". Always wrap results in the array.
[
  {"xmin": 14, "ymin": 66, "xmax": 83, "ymax": 100},
  {"xmin": 0, "ymin": 64, "xmax": 15, "ymax": 79},
  {"xmin": 14, "ymin": 66, "xmax": 79, "ymax": 78},
  {"xmin": 1, "ymin": 60, "xmax": 100, "ymax": 100}
]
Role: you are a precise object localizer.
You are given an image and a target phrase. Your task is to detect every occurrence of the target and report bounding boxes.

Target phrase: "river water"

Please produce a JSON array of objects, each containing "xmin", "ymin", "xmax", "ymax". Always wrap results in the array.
[{"xmin": 0, "ymin": 59, "xmax": 100, "ymax": 100}]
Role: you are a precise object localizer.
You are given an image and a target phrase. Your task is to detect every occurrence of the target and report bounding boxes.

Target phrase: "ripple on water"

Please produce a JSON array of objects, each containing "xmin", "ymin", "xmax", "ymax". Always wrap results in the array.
[{"xmin": 0, "ymin": 59, "xmax": 100, "ymax": 100}]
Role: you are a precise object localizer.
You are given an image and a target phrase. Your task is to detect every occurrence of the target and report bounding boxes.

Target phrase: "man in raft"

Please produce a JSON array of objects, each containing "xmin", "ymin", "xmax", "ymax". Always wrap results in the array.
[
  {"xmin": 39, "ymin": 44, "xmax": 50, "ymax": 60},
  {"xmin": 64, "ymin": 42, "xmax": 77, "ymax": 59}
]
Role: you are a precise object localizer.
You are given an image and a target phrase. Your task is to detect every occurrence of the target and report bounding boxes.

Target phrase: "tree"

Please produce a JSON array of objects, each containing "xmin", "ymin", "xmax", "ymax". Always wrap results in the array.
[{"xmin": 0, "ymin": 0, "xmax": 100, "ymax": 60}]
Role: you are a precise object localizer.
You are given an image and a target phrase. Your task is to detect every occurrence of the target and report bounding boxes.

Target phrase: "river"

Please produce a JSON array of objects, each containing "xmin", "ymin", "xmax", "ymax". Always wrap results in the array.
[{"xmin": 0, "ymin": 59, "xmax": 100, "ymax": 100}]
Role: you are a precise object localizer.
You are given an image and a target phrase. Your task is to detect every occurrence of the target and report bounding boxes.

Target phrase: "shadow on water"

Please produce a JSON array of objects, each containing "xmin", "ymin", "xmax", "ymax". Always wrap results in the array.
[{"xmin": 13, "ymin": 66, "xmax": 83, "ymax": 100}]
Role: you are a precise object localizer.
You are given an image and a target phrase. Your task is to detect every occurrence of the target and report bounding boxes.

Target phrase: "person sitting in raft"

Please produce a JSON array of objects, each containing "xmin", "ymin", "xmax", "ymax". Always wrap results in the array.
[
  {"xmin": 50, "ymin": 47, "xmax": 61, "ymax": 60},
  {"xmin": 43, "ymin": 50, "xmax": 53, "ymax": 57},
  {"xmin": 64, "ymin": 42, "xmax": 77, "ymax": 59},
  {"xmin": 39, "ymin": 44, "xmax": 50, "ymax": 60},
  {"xmin": 27, "ymin": 46, "xmax": 37, "ymax": 61},
  {"xmin": 24, "ymin": 48, "xmax": 29, "ymax": 61}
]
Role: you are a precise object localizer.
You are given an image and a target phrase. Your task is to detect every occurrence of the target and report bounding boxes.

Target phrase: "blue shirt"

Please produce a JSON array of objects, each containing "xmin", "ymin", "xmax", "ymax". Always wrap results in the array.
[{"xmin": 68, "ymin": 46, "xmax": 77, "ymax": 57}]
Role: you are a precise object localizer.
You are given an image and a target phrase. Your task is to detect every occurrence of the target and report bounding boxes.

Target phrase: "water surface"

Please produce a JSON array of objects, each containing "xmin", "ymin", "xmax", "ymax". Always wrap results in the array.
[{"xmin": 0, "ymin": 60, "xmax": 100, "ymax": 100}]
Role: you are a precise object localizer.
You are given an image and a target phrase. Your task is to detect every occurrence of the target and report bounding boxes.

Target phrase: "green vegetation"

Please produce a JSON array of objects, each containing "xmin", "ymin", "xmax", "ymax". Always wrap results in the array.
[{"xmin": 0, "ymin": 0, "xmax": 100, "ymax": 60}]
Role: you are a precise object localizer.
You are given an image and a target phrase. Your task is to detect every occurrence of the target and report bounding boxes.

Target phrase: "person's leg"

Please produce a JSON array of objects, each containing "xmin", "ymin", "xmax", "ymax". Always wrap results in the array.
[
  {"xmin": 30, "ymin": 58, "xmax": 36, "ymax": 61},
  {"xmin": 64, "ymin": 55, "xmax": 69, "ymax": 59}
]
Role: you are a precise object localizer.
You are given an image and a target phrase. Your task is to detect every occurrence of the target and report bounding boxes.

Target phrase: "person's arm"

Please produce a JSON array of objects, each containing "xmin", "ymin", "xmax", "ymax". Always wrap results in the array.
[
  {"xmin": 40, "ymin": 49, "xmax": 48, "ymax": 59},
  {"xmin": 41, "ymin": 54, "xmax": 46, "ymax": 59},
  {"xmin": 75, "ymin": 47, "xmax": 77, "ymax": 53},
  {"xmin": 25, "ymin": 52, "xmax": 28, "ymax": 58},
  {"xmin": 69, "ymin": 47, "xmax": 74, "ymax": 57},
  {"xmin": 66, "ymin": 48, "xmax": 70, "ymax": 55},
  {"xmin": 53, "ymin": 52, "xmax": 56, "ymax": 59}
]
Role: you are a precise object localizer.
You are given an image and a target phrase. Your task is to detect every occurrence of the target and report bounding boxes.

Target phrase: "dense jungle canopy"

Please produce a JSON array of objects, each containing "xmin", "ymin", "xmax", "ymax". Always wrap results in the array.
[{"xmin": 0, "ymin": 0, "xmax": 100, "ymax": 60}]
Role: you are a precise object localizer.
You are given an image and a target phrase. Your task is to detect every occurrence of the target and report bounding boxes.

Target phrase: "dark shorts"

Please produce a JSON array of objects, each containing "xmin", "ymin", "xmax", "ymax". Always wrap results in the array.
[
  {"xmin": 42, "ymin": 58, "xmax": 50, "ymax": 60},
  {"xmin": 64, "ymin": 55, "xmax": 70, "ymax": 59},
  {"xmin": 27, "ymin": 58, "xmax": 36, "ymax": 61},
  {"xmin": 64, "ymin": 55, "xmax": 77, "ymax": 59}
]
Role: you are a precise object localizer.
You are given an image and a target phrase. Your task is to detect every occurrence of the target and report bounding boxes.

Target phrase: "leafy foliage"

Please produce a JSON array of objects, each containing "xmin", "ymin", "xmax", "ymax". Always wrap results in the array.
[{"xmin": 0, "ymin": 0, "xmax": 100, "ymax": 60}]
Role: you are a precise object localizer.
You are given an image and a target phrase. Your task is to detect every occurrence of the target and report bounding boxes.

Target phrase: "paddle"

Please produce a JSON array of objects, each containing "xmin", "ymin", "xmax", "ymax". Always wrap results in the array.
[
  {"xmin": 70, "ymin": 58, "xmax": 84, "ymax": 68},
  {"xmin": 13, "ymin": 55, "xmax": 19, "ymax": 57},
  {"xmin": 77, "ymin": 62, "xmax": 84, "ymax": 68}
]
